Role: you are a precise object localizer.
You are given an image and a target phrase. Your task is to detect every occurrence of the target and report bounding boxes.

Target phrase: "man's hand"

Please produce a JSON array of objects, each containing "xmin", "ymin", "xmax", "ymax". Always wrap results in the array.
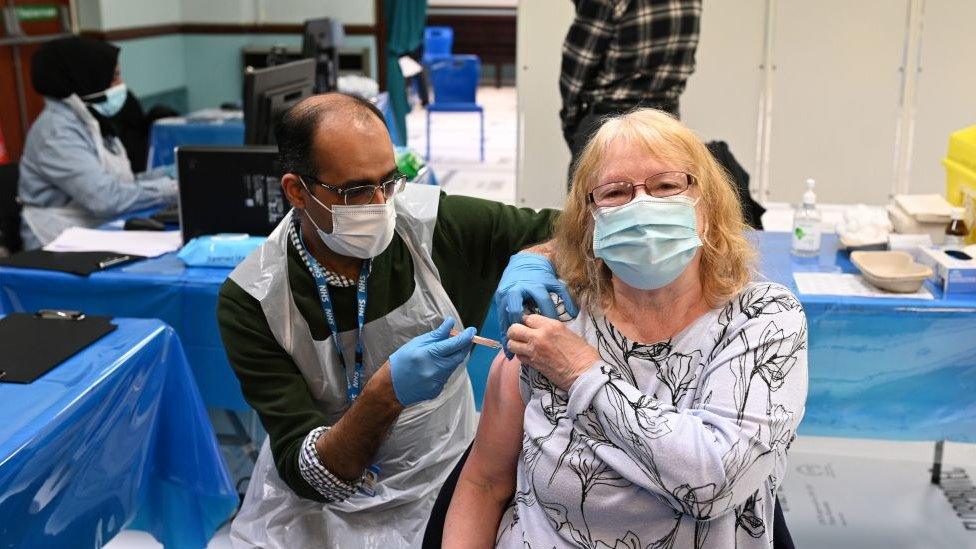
[
  {"xmin": 389, "ymin": 318, "xmax": 476, "ymax": 406},
  {"xmin": 494, "ymin": 252, "xmax": 579, "ymax": 358},
  {"xmin": 507, "ymin": 314, "xmax": 599, "ymax": 391}
]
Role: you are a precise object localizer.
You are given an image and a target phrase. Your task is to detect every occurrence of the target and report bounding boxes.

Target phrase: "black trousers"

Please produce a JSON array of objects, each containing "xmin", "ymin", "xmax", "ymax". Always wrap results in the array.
[
  {"xmin": 566, "ymin": 99, "xmax": 680, "ymax": 189},
  {"xmin": 422, "ymin": 443, "xmax": 796, "ymax": 549}
]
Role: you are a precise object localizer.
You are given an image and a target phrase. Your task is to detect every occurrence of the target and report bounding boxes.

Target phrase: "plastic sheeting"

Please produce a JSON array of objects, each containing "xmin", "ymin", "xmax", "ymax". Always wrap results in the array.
[
  {"xmin": 0, "ymin": 254, "xmax": 246, "ymax": 410},
  {"xmin": 0, "ymin": 242, "xmax": 474, "ymax": 411},
  {"xmin": 4, "ymin": 230, "xmax": 973, "ymax": 435},
  {"xmin": 0, "ymin": 249, "xmax": 475, "ymax": 411},
  {"xmin": 178, "ymin": 235, "xmax": 266, "ymax": 268},
  {"xmin": 148, "ymin": 118, "xmax": 244, "ymax": 169},
  {"xmin": 757, "ymin": 232, "xmax": 976, "ymax": 441},
  {"xmin": 0, "ymin": 318, "xmax": 238, "ymax": 549}
]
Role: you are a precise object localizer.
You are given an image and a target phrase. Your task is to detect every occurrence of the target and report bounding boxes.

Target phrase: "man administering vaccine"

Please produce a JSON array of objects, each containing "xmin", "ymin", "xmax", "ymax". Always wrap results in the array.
[{"xmin": 217, "ymin": 93, "xmax": 575, "ymax": 548}]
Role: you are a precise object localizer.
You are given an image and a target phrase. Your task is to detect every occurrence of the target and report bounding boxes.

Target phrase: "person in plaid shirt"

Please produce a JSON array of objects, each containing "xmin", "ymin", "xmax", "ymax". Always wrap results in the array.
[{"xmin": 561, "ymin": 0, "xmax": 702, "ymax": 174}]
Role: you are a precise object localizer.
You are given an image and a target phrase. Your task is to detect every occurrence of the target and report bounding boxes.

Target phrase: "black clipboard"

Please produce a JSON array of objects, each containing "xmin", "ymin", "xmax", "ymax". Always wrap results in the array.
[
  {"xmin": 0, "ymin": 250, "xmax": 142, "ymax": 276},
  {"xmin": 0, "ymin": 312, "xmax": 117, "ymax": 383}
]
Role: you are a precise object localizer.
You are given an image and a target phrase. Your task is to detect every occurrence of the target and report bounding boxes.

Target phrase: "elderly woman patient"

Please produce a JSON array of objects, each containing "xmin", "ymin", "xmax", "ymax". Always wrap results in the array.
[{"xmin": 443, "ymin": 109, "xmax": 808, "ymax": 548}]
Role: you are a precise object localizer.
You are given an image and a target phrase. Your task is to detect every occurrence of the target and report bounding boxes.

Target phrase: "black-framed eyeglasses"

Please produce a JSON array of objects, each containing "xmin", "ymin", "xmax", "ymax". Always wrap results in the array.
[
  {"xmin": 300, "ymin": 171, "xmax": 407, "ymax": 206},
  {"xmin": 587, "ymin": 171, "xmax": 696, "ymax": 207}
]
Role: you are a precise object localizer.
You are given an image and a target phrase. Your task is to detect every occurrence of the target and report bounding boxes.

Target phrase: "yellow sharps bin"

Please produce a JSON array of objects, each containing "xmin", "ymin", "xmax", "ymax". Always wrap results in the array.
[{"xmin": 943, "ymin": 125, "xmax": 976, "ymax": 243}]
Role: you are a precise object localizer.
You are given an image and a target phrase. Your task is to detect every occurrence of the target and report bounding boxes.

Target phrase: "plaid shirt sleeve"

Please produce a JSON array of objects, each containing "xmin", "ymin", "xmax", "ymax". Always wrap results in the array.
[
  {"xmin": 560, "ymin": 0, "xmax": 617, "ymax": 137},
  {"xmin": 298, "ymin": 426, "xmax": 366, "ymax": 502}
]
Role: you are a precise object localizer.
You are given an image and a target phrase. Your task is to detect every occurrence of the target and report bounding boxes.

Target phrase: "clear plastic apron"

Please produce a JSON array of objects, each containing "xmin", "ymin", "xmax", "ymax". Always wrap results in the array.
[
  {"xmin": 228, "ymin": 184, "xmax": 477, "ymax": 549},
  {"xmin": 22, "ymin": 95, "xmax": 135, "ymax": 246}
]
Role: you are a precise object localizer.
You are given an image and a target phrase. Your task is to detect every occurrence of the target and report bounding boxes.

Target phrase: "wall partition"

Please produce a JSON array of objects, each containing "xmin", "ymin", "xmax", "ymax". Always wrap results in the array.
[{"xmin": 517, "ymin": 0, "xmax": 976, "ymax": 209}]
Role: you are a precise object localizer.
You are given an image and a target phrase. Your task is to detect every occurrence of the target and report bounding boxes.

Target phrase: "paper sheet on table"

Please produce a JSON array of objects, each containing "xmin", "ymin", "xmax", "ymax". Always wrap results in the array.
[
  {"xmin": 793, "ymin": 272, "xmax": 933, "ymax": 300},
  {"xmin": 44, "ymin": 228, "xmax": 182, "ymax": 257}
]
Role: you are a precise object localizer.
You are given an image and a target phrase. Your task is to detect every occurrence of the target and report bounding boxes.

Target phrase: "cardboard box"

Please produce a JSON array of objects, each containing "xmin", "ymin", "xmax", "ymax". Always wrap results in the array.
[
  {"xmin": 918, "ymin": 247, "xmax": 976, "ymax": 295},
  {"xmin": 887, "ymin": 203, "xmax": 946, "ymax": 245}
]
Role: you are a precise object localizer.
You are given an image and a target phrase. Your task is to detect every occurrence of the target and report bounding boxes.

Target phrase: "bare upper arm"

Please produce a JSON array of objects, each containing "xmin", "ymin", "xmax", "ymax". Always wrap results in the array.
[{"xmin": 464, "ymin": 350, "xmax": 525, "ymax": 493}]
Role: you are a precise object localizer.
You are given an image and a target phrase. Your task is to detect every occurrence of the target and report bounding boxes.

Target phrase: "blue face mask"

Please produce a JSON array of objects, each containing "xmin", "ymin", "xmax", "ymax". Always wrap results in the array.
[
  {"xmin": 592, "ymin": 194, "xmax": 702, "ymax": 290},
  {"xmin": 87, "ymin": 83, "xmax": 128, "ymax": 117}
]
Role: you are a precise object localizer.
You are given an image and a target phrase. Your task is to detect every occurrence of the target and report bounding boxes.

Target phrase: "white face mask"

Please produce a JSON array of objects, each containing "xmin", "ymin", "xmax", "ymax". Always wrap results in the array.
[
  {"xmin": 83, "ymin": 83, "xmax": 128, "ymax": 117},
  {"xmin": 592, "ymin": 194, "xmax": 702, "ymax": 290},
  {"xmin": 301, "ymin": 177, "xmax": 397, "ymax": 259}
]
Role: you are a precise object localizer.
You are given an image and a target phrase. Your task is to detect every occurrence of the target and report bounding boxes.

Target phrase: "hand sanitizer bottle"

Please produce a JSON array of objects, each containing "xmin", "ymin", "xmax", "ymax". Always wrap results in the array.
[{"xmin": 792, "ymin": 178, "xmax": 822, "ymax": 257}]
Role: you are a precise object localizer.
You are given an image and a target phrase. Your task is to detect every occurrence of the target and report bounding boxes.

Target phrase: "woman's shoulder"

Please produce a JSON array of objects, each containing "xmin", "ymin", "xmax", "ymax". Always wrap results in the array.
[
  {"xmin": 718, "ymin": 280, "xmax": 805, "ymax": 330},
  {"xmin": 696, "ymin": 281, "xmax": 808, "ymax": 364},
  {"xmin": 27, "ymin": 101, "xmax": 90, "ymax": 144},
  {"xmin": 735, "ymin": 280, "xmax": 802, "ymax": 309}
]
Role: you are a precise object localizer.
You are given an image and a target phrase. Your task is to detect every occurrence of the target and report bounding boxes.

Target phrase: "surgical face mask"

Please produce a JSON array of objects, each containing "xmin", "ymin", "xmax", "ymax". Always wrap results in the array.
[
  {"xmin": 302, "ymin": 178, "xmax": 397, "ymax": 259},
  {"xmin": 85, "ymin": 83, "xmax": 128, "ymax": 117},
  {"xmin": 592, "ymin": 194, "xmax": 702, "ymax": 290}
]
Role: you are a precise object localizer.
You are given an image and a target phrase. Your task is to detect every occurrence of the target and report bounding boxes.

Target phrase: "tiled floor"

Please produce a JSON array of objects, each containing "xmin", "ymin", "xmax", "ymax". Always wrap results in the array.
[
  {"xmin": 105, "ymin": 525, "xmax": 233, "ymax": 549},
  {"xmin": 105, "ymin": 439, "xmax": 976, "ymax": 548},
  {"xmin": 407, "ymin": 86, "xmax": 518, "ymax": 204}
]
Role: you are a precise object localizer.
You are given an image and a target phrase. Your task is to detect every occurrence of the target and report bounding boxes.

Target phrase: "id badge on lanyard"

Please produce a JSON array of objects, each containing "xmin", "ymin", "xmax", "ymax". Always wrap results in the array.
[
  {"xmin": 360, "ymin": 464, "xmax": 381, "ymax": 497},
  {"xmin": 315, "ymin": 261, "xmax": 369, "ymax": 401},
  {"xmin": 298, "ymin": 231, "xmax": 370, "ymax": 401},
  {"xmin": 297, "ymin": 226, "xmax": 381, "ymax": 493}
]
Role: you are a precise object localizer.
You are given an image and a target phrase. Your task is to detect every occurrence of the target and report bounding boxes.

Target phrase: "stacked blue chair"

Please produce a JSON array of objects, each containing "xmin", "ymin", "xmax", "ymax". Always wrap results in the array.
[
  {"xmin": 426, "ymin": 54, "xmax": 484, "ymax": 162},
  {"xmin": 423, "ymin": 26, "xmax": 454, "ymax": 65}
]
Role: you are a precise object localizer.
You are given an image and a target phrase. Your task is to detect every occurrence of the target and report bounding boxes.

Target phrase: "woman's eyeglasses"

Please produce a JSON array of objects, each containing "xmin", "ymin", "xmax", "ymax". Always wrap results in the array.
[
  {"xmin": 587, "ymin": 172, "xmax": 696, "ymax": 207},
  {"xmin": 302, "ymin": 172, "xmax": 407, "ymax": 206}
]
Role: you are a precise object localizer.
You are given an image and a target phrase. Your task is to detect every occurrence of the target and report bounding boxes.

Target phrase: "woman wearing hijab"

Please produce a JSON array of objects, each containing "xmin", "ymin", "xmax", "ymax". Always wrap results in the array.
[{"xmin": 18, "ymin": 36, "xmax": 177, "ymax": 249}]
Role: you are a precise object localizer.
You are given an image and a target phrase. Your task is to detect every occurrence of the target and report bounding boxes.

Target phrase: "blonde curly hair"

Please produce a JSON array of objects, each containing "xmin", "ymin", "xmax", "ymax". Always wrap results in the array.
[{"xmin": 553, "ymin": 108, "xmax": 756, "ymax": 310}]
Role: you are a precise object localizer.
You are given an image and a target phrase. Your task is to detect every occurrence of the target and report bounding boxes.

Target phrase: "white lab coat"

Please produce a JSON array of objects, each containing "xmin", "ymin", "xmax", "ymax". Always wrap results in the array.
[{"xmin": 18, "ymin": 95, "xmax": 176, "ymax": 248}]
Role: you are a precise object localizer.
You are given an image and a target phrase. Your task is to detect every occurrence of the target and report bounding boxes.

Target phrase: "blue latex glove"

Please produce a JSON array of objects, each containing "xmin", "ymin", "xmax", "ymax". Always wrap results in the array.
[
  {"xmin": 389, "ymin": 318, "xmax": 476, "ymax": 406},
  {"xmin": 494, "ymin": 252, "xmax": 579, "ymax": 358}
]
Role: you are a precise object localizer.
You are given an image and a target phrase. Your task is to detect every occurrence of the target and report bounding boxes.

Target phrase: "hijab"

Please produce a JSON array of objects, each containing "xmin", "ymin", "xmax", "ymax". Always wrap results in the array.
[{"xmin": 31, "ymin": 36, "xmax": 121, "ymax": 138}]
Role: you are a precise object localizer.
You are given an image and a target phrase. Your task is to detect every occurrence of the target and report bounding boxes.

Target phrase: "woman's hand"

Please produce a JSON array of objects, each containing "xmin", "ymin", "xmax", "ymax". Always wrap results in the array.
[{"xmin": 506, "ymin": 314, "xmax": 600, "ymax": 391}]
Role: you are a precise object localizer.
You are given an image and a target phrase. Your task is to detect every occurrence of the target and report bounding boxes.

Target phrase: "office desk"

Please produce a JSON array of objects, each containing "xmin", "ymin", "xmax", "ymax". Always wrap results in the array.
[
  {"xmin": 475, "ymin": 232, "xmax": 976, "ymax": 441},
  {"xmin": 148, "ymin": 112, "xmax": 244, "ymax": 168},
  {"xmin": 0, "ymin": 248, "xmax": 481, "ymax": 412},
  {"xmin": 147, "ymin": 93, "xmax": 397, "ymax": 169},
  {"xmin": 756, "ymin": 232, "xmax": 976, "ymax": 441},
  {"xmin": 761, "ymin": 233, "xmax": 976, "ymax": 549},
  {"xmin": 0, "ymin": 253, "xmax": 244, "ymax": 410},
  {"xmin": 0, "ymin": 318, "xmax": 237, "ymax": 549},
  {"xmin": 4, "ymin": 231, "xmax": 974, "ymax": 436}
]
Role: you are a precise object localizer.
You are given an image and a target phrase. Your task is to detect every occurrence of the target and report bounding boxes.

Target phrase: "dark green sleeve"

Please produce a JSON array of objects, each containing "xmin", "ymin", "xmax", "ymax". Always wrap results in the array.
[
  {"xmin": 431, "ymin": 193, "xmax": 560, "ymax": 329},
  {"xmin": 217, "ymin": 278, "xmax": 328, "ymax": 502}
]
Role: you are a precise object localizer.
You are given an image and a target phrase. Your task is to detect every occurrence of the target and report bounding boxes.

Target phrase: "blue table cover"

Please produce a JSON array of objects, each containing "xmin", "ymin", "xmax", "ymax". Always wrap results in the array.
[
  {"xmin": 3, "ymin": 231, "xmax": 975, "ymax": 440},
  {"xmin": 148, "ymin": 93, "xmax": 396, "ymax": 169},
  {"xmin": 149, "ymin": 116, "xmax": 244, "ymax": 169},
  {"xmin": 0, "ymin": 318, "xmax": 238, "ymax": 549},
  {"xmin": 754, "ymin": 232, "xmax": 976, "ymax": 441},
  {"xmin": 471, "ymin": 232, "xmax": 976, "ymax": 441},
  {"xmin": 0, "ymin": 254, "xmax": 245, "ymax": 411}
]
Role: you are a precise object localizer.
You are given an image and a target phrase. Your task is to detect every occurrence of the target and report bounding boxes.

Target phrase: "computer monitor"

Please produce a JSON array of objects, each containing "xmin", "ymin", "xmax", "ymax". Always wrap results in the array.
[
  {"xmin": 176, "ymin": 146, "xmax": 287, "ymax": 241},
  {"xmin": 243, "ymin": 58, "xmax": 316, "ymax": 145},
  {"xmin": 302, "ymin": 17, "xmax": 344, "ymax": 93}
]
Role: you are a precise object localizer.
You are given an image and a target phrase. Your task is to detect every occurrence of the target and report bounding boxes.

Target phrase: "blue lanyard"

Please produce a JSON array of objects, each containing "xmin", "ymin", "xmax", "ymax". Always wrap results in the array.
[{"xmin": 298, "ymin": 232, "xmax": 370, "ymax": 402}]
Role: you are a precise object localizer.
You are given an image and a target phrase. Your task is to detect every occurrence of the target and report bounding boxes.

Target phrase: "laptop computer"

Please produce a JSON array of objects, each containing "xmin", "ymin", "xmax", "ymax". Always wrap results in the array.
[{"xmin": 176, "ymin": 146, "xmax": 288, "ymax": 242}]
